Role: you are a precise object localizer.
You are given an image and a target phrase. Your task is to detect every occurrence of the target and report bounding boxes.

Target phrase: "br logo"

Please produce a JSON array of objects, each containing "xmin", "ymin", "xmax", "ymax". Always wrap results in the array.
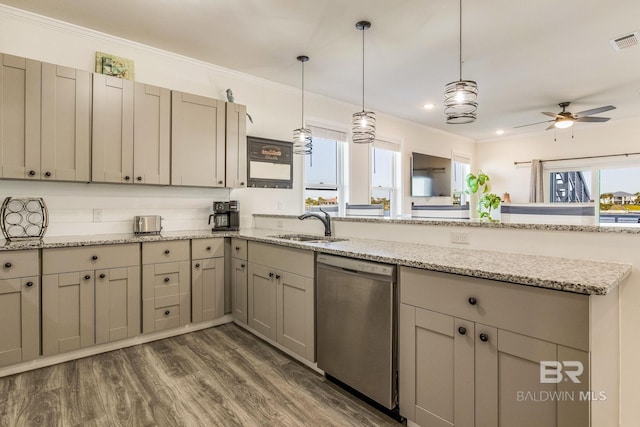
[{"xmin": 540, "ymin": 361, "xmax": 584, "ymax": 384}]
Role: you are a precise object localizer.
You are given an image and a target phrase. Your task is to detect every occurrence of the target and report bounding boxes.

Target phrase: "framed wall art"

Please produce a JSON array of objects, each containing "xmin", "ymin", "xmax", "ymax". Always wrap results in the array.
[{"xmin": 95, "ymin": 52, "xmax": 135, "ymax": 80}]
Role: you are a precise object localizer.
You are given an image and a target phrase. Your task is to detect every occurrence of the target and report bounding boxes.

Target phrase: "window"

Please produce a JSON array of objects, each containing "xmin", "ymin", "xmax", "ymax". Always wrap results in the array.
[
  {"xmin": 304, "ymin": 125, "xmax": 347, "ymax": 214},
  {"xmin": 599, "ymin": 166, "xmax": 640, "ymax": 224},
  {"xmin": 371, "ymin": 140, "xmax": 401, "ymax": 216}
]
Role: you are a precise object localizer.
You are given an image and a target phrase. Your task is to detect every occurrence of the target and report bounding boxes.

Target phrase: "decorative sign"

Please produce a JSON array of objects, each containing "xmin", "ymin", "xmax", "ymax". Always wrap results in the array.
[
  {"xmin": 247, "ymin": 136, "xmax": 293, "ymax": 189},
  {"xmin": 95, "ymin": 52, "xmax": 135, "ymax": 80}
]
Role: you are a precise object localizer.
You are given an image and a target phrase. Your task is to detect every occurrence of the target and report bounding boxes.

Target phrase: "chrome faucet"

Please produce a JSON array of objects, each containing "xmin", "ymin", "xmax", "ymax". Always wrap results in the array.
[{"xmin": 298, "ymin": 208, "xmax": 332, "ymax": 236}]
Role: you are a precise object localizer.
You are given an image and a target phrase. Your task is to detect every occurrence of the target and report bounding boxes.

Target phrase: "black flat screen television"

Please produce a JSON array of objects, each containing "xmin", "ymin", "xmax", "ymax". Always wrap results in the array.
[{"xmin": 410, "ymin": 152, "xmax": 452, "ymax": 197}]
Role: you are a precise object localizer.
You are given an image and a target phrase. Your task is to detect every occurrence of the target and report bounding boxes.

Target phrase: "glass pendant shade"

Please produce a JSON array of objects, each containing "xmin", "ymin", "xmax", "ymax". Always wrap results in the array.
[
  {"xmin": 293, "ymin": 55, "xmax": 312, "ymax": 155},
  {"xmin": 444, "ymin": 79, "xmax": 478, "ymax": 124},
  {"xmin": 352, "ymin": 20, "xmax": 376, "ymax": 144}
]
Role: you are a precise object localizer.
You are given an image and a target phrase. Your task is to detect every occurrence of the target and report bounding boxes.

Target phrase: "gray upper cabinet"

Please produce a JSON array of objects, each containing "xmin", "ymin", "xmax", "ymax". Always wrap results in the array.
[
  {"xmin": 225, "ymin": 102, "xmax": 247, "ymax": 188},
  {"xmin": 171, "ymin": 91, "xmax": 225, "ymax": 187},
  {"xmin": 92, "ymin": 73, "xmax": 134, "ymax": 183},
  {"xmin": 133, "ymin": 83, "xmax": 170, "ymax": 185},
  {"xmin": 41, "ymin": 62, "xmax": 91, "ymax": 182}
]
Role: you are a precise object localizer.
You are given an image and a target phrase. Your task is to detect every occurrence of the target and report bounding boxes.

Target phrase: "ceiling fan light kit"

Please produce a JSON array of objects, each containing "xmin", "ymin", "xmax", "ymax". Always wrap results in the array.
[
  {"xmin": 293, "ymin": 55, "xmax": 312, "ymax": 155},
  {"xmin": 352, "ymin": 20, "xmax": 376, "ymax": 144},
  {"xmin": 444, "ymin": 0, "xmax": 478, "ymax": 124},
  {"xmin": 515, "ymin": 101, "xmax": 616, "ymax": 131}
]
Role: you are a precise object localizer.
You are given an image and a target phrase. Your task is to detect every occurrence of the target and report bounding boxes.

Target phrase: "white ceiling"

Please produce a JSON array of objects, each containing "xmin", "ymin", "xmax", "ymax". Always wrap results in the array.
[{"xmin": 3, "ymin": 0, "xmax": 640, "ymax": 141}]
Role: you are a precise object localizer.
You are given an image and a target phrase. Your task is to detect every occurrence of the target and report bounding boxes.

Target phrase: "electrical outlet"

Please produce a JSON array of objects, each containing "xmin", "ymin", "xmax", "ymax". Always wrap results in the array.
[
  {"xmin": 450, "ymin": 231, "xmax": 469, "ymax": 245},
  {"xmin": 93, "ymin": 209, "xmax": 103, "ymax": 222}
]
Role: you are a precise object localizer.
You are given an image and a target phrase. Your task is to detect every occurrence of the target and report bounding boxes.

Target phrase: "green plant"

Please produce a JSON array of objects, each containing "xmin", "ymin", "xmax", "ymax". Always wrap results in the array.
[{"xmin": 465, "ymin": 171, "xmax": 500, "ymax": 221}]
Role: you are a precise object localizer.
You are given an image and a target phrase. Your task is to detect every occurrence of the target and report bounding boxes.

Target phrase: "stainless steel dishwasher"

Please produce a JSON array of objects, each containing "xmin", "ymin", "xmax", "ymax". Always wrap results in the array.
[{"xmin": 316, "ymin": 253, "xmax": 397, "ymax": 411}]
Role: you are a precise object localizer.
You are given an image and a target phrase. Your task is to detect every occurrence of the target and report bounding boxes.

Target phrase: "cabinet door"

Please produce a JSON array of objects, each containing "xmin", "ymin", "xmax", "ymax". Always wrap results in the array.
[
  {"xmin": 95, "ymin": 266, "xmax": 141, "ymax": 345},
  {"xmin": 41, "ymin": 63, "xmax": 91, "ymax": 182},
  {"xmin": 192, "ymin": 257, "xmax": 224, "ymax": 323},
  {"xmin": 399, "ymin": 304, "xmax": 474, "ymax": 427},
  {"xmin": 92, "ymin": 73, "xmax": 134, "ymax": 183},
  {"xmin": 231, "ymin": 257, "xmax": 248, "ymax": 324},
  {"xmin": 276, "ymin": 270, "xmax": 314, "ymax": 361},
  {"xmin": 0, "ymin": 277, "xmax": 39, "ymax": 367},
  {"xmin": 225, "ymin": 102, "xmax": 247, "ymax": 188},
  {"xmin": 0, "ymin": 54, "xmax": 41, "ymax": 179},
  {"xmin": 133, "ymin": 82, "xmax": 170, "ymax": 185},
  {"xmin": 42, "ymin": 271, "xmax": 95, "ymax": 356},
  {"xmin": 171, "ymin": 91, "xmax": 225, "ymax": 187},
  {"xmin": 247, "ymin": 263, "xmax": 276, "ymax": 340}
]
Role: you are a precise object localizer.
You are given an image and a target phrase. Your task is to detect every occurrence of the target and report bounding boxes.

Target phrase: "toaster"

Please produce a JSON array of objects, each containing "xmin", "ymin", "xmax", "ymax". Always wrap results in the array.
[{"xmin": 133, "ymin": 215, "xmax": 162, "ymax": 235}]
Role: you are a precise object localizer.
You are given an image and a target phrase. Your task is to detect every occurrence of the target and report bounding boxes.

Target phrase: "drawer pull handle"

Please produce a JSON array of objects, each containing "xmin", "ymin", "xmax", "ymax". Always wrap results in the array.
[
  {"xmin": 206, "ymin": 246, "xmax": 212, "ymax": 251},
  {"xmin": 479, "ymin": 333, "xmax": 489, "ymax": 342},
  {"xmin": 164, "ymin": 310, "xmax": 170, "ymax": 316},
  {"xmin": 92, "ymin": 255, "xmax": 98, "ymax": 261},
  {"xmin": 275, "ymin": 274, "xmax": 281, "ymax": 280},
  {"xmin": 468, "ymin": 297, "xmax": 477, "ymax": 305},
  {"xmin": 269, "ymin": 272, "xmax": 274, "ymax": 278},
  {"xmin": 458, "ymin": 326, "xmax": 467, "ymax": 335},
  {"xmin": 4, "ymin": 262, "xmax": 11, "ymax": 268},
  {"xmin": 164, "ymin": 277, "xmax": 170, "ymax": 282},
  {"xmin": 84, "ymin": 275, "xmax": 91, "ymax": 280},
  {"xmin": 26, "ymin": 281, "xmax": 34, "ymax": 287},
  {"xmin": 164, "ymin": 250, "xmax": 170, "ymax": 254},
  {"xmin": 195, "ymin": 263, "xmax": 200, "ymax": 268},
  {"xmin": 99, "ymin": 273, "xmax": 106, "ymax": 279}
]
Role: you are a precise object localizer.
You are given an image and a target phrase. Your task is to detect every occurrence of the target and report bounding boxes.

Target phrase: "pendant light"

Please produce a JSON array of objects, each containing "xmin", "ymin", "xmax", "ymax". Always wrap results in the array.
[
  {"xmin": 293, "ymin": 55, "xmax": 312, "ymax": 155},
  {"xmin": 352, "ymin": 20, "xmax": 376, "ymax": 144},
  {"xmin": 444, "ymin": 0, "xmax": 478, "ymax": 124}
]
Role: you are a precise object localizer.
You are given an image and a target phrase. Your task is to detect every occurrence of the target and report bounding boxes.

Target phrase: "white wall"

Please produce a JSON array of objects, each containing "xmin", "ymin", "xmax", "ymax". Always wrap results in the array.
[{"xmin": 0, "ymin": 5, "xmax": 474, "ymax": 232}]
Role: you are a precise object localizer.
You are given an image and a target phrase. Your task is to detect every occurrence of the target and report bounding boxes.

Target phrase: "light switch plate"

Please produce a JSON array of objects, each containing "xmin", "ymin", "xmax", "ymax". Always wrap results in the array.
[{"xmin": 450, "ymin": 231, "xmax": 469, "ymax": 244}]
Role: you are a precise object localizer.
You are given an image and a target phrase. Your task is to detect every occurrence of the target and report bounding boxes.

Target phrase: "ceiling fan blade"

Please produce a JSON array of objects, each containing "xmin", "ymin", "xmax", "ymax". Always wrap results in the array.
[
  {"xmin": 513, "ymin": 119, "xmax": 553, "ymax": 129},
  {"xmin": 545, "ymin": 123, "xmax": 556, "ymax": 130},
  {"xmin": 575, "ymin": 116, "xmax": 610, "ymax": 123},
  {"xmin": 542, "ymin": 112, "xmax": 561, "ymax": 118},
  {"xmin": 575, "ymin": 105, "xmax": 616, "ymax": 117}
]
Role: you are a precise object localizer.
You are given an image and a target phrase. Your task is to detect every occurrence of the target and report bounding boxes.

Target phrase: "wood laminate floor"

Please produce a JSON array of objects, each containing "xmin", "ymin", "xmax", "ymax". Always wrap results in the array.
[{"xmin": 0, "ymin": 324, "xmax": 403, "ymax": 426}]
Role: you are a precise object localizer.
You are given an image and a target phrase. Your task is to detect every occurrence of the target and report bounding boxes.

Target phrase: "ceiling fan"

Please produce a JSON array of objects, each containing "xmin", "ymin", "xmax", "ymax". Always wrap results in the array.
[{"xmin": 515, "ymin": 102, "xmax": 616, "ymax": 130}]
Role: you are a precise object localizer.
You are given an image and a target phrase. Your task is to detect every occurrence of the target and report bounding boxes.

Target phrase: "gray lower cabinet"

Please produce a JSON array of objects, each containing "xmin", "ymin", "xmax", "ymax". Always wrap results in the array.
[
  {"xmin": 399, "ymin": 267, "xmax": 590, "ymax": 427},
  {"xmin": 42, "ymin": 244, "xmax": 140, "ymax": 356},
  {"xmin": 142, "ymin": 240, "xmax": 191, "ymax": 333},
  {"xmin": 191, "ymin": 238, "xmax": 225, "ymax": 323},
  {"xmin": 247, "ymin": 241, "xmax": 315, "ymax": 362},
  {"xmin": 231, "ymin": 238, "xmax": 248, "ymax": 324},
  {"xmin": 0, "ymin": 250, "xmax": 40, "ymax": 367}
]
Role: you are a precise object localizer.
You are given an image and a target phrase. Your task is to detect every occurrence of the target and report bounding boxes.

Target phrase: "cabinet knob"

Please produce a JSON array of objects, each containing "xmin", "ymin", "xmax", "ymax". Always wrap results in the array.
[
  {"xmin": 269, "ymin": 272, "xmax": 274, "ymax": 278},
  {"xmin": 195, "ymin": 263, "xmax": 200, "ymax": 268},
  {"xmin": 4, "ymin": 262, "xmax": 11, "ymax": 268},
  {"xmin": 26, "ymin": 281, "xmax": 34, "ymax": 287},
  {"xmin": 241, "ymin": 263, "xmax": 245, "ymax": 268},
  {"xmin": 84, "ymin": 275, "xmax": 91, "ymax": 280},
  {"xmin": 468, "ymin": 297, "xmax": 477, "ymax": 305},
  {"xmin": 28, "ymin": 170, "xmax": 36, "ymax": 176},
  {"xmin": 218, "ymin": 180, "xmax": 223, "ymax": 185},
  {"xmin": 240, "ymin": 182, "xmax": 245, "ymax": 186},
  {"xmin": 164, "ymin": 249, "xmax": 170, "ymax": 254},
  {"xmin": 124, "ymin": 176, "xmax": 130, "ymax": 181},
  {"xmin": 164, "ymin": 277, "xmax": 170, "ymax": 282},
  {"xmin": 137, "ymin": 176, "xmax": 142, "ymax": 181},
  {"xmin": 45, "ymin": 171, "xmax": 52, "ymax": 177},
  {"xmin": 275, "ymin": 274, "xmax": 281, "ymax": 280},
  {"xmin": 164, "ymin": 310, "xmax": 170, "ymax": 316},
  {"xmin": 92, "ymin": 255, "xmax": 98, "ymax": 261},
  {"xmin": 206, "ymin": 246, "xmax": 212, "ymax": 251},
  {"xmin": 479, "ymin": 333, "xmax": 489, "ymax": 342},
  {"xmin": 99, "ymin": 273, "xmax": 106, "ymax": 279},
  {"xmin": 235, "ymin": 246, "xmax": 240, "ymax": 251},
  {"xmin": 458, "ymin": 326, "xmax": 467, "ymax": 335}
]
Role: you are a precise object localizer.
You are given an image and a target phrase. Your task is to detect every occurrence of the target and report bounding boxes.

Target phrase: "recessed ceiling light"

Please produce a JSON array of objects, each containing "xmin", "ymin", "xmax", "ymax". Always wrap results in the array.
[
  {"xmin": 424, "ymin": 103, "xmax": 435, "ymax": 110},
  {"xmin": 496, "ymin": 129, "xmax": 505, "ymax": 135}
]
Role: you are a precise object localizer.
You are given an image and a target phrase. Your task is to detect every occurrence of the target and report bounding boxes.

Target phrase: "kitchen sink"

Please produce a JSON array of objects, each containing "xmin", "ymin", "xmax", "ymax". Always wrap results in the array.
[{"xmin": 268, "ymin": 234, "xmax": 348, "ymax": 244}]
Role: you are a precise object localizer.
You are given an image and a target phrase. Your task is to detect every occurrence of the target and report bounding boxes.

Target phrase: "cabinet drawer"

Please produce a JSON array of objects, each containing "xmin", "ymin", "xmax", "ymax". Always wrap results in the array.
[
  {"xmin": 400, "ymin": 267, "xmax": 589, "ymax": 351},
  {"xmin": 192, "ymin": 238, "xmax": 224, "ymax": 259},
  {"xmin": 142, "ymin": 240, "xmax": 189, "ymax": 264},
  {"xmin": 142, "ymin": 261, "xmax": 190, "ymax": 300},
  {"xmin": 248, "ymin": 241, "xmax": 313, "ymax": 278},
  {"xmin": 231, "ymin": 238, "xmax": 248, "ymax": 260},
  {"xmin": 0, "ymin": 250, "xmax": 38, "ymax": 279},
  {"xmin": 43, "ymin": 244, "xmax": 139, "ymax": 274},
  {"xmin": 155, "ymin": 305, "xmax": 180, "ymax": 331}
]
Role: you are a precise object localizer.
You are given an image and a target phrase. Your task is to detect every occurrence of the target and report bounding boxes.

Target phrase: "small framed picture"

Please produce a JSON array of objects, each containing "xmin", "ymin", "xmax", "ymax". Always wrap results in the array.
[{"xmin": 95, "ymin": 52, "xmax": 135, "ymax": 80}]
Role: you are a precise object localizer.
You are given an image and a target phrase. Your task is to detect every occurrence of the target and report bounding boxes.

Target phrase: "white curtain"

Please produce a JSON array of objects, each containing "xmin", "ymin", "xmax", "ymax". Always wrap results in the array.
[{"xmin": 529, "ymin": 159, "xmax": 544, "ymax": 202}]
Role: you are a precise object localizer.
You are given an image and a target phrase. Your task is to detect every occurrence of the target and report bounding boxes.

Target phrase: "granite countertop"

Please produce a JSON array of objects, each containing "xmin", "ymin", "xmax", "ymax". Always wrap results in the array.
[{"xmin": 1, "ymin": 228, "xmax": 631, "ymax": 296}]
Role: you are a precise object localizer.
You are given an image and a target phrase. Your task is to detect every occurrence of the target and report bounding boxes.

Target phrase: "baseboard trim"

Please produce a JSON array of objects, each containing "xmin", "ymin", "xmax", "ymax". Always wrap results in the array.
[{"xmin": 0, "ymin": 315, "xmax": 234, "ymax": 378}]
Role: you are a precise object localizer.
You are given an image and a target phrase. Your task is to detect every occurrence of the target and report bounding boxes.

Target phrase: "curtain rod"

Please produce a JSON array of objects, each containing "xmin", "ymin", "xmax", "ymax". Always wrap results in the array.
[{"xmin": 513, "ymin": 152, "xmax": 640, "ymax": 165}]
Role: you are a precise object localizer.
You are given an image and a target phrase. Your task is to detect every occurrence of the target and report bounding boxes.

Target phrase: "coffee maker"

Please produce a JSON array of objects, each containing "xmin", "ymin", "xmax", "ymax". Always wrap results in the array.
[{"xmin": 209, "ymin": 201, "xmax": 240, "ymax": 231}]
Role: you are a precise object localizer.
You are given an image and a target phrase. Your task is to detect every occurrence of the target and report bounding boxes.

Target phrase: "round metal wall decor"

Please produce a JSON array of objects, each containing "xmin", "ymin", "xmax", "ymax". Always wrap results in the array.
[{"xmin": 0, "ymin": 197, "xmax": 49, "ymax": 241}]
